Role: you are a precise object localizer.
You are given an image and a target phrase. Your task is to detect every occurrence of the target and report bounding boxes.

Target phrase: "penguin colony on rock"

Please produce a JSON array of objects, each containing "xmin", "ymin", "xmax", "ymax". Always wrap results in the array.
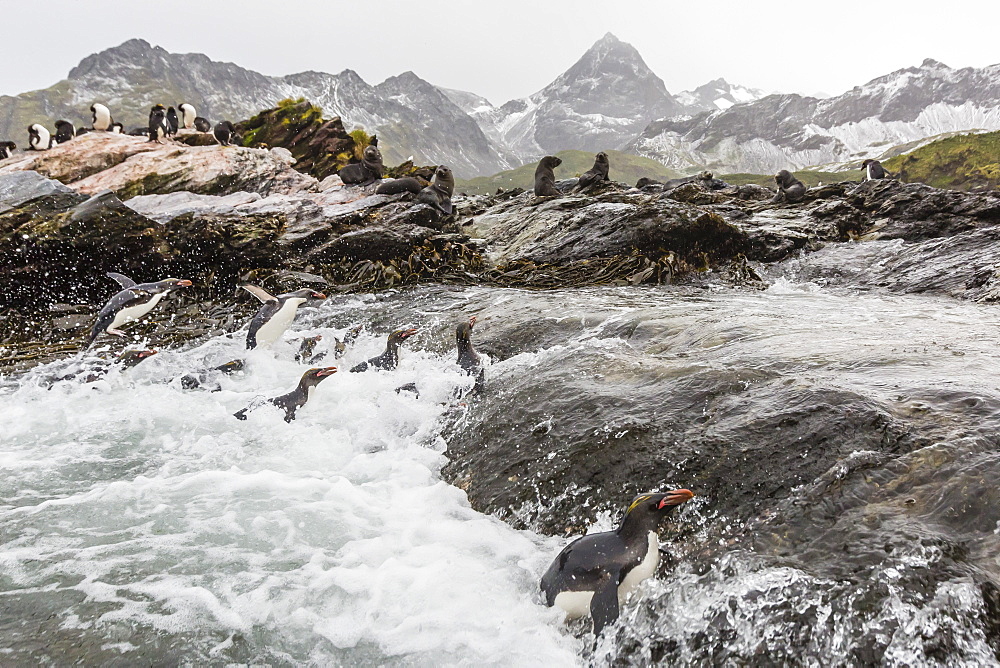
[
  {"xmin": 8, "ymin": 100, "xmax": 240, "ymax": 150},
  {"xmin": 4, "ymin": 99, "xmax": 730, "ymax": 645}
]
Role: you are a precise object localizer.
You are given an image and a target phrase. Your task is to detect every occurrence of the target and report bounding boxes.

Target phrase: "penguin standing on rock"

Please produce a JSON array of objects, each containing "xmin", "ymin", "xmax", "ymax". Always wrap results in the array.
[
  {"xmin": 194, "ymin": 117, "xmax": 212, "ymax": 132},
  {"xmin": 214, "ymin": 121, "xmax": 237, "ymax": 146},
  {"xmin": 85, "ymin": 272, "xmax": 193, "ymax": 347},
  {"xmin": 91, "ymin": 103, "xmax": 112, "ymax": 131},
  {"xmin": 179, "ymin": 103, "xmax": 197, "ymax": 129},
  {"xmin": 0, "ymin": 142, "xmax": 15, "ymax": 159},
  {"xmin": 166, "ymin": 107, "xmax": 179, "ymax": 136},
  {"xmin": 27, "ymin": 124, "xmax": 51, "ymax": 150},
  {"xmin": 54, "ymin": 120, "xmax": 75, "ymax": 144},
  {"xmin": 147, "ymin": 105, "xmax": 168, "ymax": 143},
  {"xmin": 861, "ymin": 158, "xmax": 894, "ymax": 181},
  {"xmin": 350, "ymin": 328, "xmax": 418, "ymax": 372},
  {"xmin": 241, "ymin": 285, "xmax": 327, "ymax": 350},
  {"xmin": 110, "ymin": 122, "xmax": 124, "ymax": 134},
  {"xmin": 234, "ymin": 367, "xmax": 337, "ymax": 422},
  {"xmin": 540, "ymin": 489, "xmax": 695, "ymax": 638}
]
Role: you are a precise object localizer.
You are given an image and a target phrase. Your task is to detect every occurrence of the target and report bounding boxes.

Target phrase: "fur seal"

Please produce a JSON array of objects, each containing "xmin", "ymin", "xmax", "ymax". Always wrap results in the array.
[
  {"xmin": 574, "ymin": 152, "xmax": 610, "ymax": 192},
  {"xmin": 861, "ymin": 158, "xmax": 893, "ymax": 181},
  {"xmin": 28, "ymin": 124, "xmax": 51, "ymax": 150},
  {"xmin": 166, "ymin": 107, "xmax": 179, "ymax": 136},
  {"xmin": 241, "ymin": 284, "xmax": 327, "ymax": 350},
  {"xmin": 213, "ymin": 121, "xmax": 237, "ymax": 146},
  {"xmin": 0, "ymin": 141, "xmax": 15, "ymax": 159},
  {"xmin": 375, "ymin": 177, "xmax": 425, "ymax": 195},
  {"xmin": 194, "ymin": 117, "xmax": 212, "ymax": 132},
  {"xmin": 148, "ymin": 105, "xmax": 168, "ymax": 143},
  {"xmin": 534, "ymin": 156, "xmax": 562, "ymax": 196},
  {"xmin": 771, "ymin": 170, "xmax": 807, "ymax": 204},
  {"xmin": 234, "ymin": 367, "xmax": 337, "ymax": 422},
  {"xmin": 456, "ymin": 315, "xmax": 485, "ymax": 393},
  {"xmin": 349, "ymin": 328, "xmax": 418, "ymax": 372},
  {"xmin": 91, "ymin": 103, "xmax": 112, "ymax": 131},
  {"xmin": 541, "ymin": 489, "xmax": 694, "ymax": 637},
  {"xmin": 179, "ymin": 103, "xmax": 197, "ymax": 130},
  {"xmin": 339, "ymin": 145, "xmax": 385, "ymax": 185},
  {"xmin": 416, "ymin": 165, "xmax": 455, "ymax": 214},
  {"xmin": 86, "ymin": 272, "xmax": 193, "ymax": 347},
  {"xmin": 53, "ymin": 120, "xmax": 75, "ymax": 145}
]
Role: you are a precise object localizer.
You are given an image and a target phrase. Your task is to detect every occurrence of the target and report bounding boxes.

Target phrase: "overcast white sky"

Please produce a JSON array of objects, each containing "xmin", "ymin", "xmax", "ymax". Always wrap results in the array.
[{"xmin": 2, "ymin": 0, "xmax": 999, "ymax": 102}]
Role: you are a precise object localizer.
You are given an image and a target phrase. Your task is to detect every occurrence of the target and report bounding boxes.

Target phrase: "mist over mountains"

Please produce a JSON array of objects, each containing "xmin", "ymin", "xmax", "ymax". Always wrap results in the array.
[{"xmin": 3, "ymin": 34, "xmax": 1000, "ymax": 178}]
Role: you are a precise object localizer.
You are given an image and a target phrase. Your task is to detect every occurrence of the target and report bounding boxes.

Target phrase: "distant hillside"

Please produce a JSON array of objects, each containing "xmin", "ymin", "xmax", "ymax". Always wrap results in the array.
[
  {"xmin": 885, "ymin": 131, "xmax": 1000, "ymax": 191},
  {"xmin": 719, "ymin": 170, "xmax": 860, "ymax": 188},
  {"xmin": 454, "ymin": 150, "xmax": 681, "ymax": 195}
]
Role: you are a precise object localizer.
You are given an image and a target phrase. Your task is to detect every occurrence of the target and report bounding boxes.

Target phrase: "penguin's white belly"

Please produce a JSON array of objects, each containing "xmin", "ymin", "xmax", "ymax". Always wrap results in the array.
[
  {"xmin": 109, "ymin": 292, "xmax": 166, "ymax": 330},
  {"xmin": 618, "ymin": 532, "xmax": 660, "ymax": 600},
  {"xmin": 553, "ymin": 531, "xmax": 660, "ymax": 618},
  {"xmin": 255, "ymin": 301, "xmax": 302, "ymax": 347}
]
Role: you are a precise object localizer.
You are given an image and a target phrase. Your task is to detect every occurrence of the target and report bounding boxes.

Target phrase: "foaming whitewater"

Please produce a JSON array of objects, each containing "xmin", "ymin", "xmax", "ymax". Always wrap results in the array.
[{"xmin": 0, "ymin": 296, "xmax": 579, "ymax": 665}]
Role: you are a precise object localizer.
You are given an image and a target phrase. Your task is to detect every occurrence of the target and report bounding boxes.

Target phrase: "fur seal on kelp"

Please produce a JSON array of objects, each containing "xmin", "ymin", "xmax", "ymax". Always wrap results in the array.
[
  {"xmin": 534, "ymin": 156, "xmax": 562, "ymax": 196},
  {"xmin": 417, "ymin": 165, "xmax": 455, "ymax": 214},
  {"xmin": 540, "ymin": 489, "xmax": 695, "ymax": 638},
  {"xmin": 339, "ymin": 145, "xmax": 384, "ymax": 185},
  {"xmin": 574, "ymin": 152, "xmax": 610, "ymax": 192},
  {"xmin": 771, "ymin": 170, "xmax": 806, "ymax": 204}
]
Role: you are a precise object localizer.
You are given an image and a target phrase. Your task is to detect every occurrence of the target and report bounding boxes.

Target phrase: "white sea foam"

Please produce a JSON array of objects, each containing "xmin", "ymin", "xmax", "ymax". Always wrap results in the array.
[{"xmin": 0, "ymin": 305, "xmax": 580, "ymax": 665}]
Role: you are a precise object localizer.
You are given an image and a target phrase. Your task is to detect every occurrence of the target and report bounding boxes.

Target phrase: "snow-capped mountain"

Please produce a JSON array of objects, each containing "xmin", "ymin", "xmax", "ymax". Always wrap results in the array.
[
  {"xmin": 674, "ymin": 78, "xmax": 767, "ymax": 113},
  {"xmin": 0, "ymin": 39, "xmax": 508, "ymax": 178},
  {"xmin": 631, "ymin": 59, "xmax": 1000, "ymax": 174},
  {"xmin": 470, "ymin": 33, "xmax": 684, "ymax": 164}
]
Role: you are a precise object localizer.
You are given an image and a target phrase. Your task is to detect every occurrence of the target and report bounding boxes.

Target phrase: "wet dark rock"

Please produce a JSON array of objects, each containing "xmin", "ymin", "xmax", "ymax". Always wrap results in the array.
[{"xmin": 0, "ymin": 171, "xmax": 74, "ymax": 213}]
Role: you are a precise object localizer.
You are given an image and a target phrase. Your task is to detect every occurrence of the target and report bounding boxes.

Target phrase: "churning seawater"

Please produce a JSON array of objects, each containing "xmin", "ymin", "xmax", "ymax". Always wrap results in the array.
[{"xmin": 3, "ymin": 275, "xmax": 1000, "ymax": 665}]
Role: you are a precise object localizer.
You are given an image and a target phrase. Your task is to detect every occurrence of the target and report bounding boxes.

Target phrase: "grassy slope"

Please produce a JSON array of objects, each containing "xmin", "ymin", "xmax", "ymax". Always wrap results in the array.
[
  {"xmin": 454, "ymin": 150, "xmax": 681, "ymax": 195},
  {"xmin": 884, "ymin": 131, "xmax": 1000, "ymax": 191}
]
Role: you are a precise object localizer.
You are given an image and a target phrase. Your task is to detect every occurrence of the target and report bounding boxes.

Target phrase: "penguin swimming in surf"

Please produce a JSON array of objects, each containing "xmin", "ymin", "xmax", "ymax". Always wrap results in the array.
[
  {"xmin": 241, "ymin": 284, "xmax": 327, "ymax": 350},
  {"xmin": 148, "ymin": 105, "xmax": 168, "ymax": 143},
  {"xmin": 27, "ymin": 124, "xmax": 51, "ymax": 150},
  {"xmin": 540, "ymin": 489, "xmax": 695, "ymax": 638},
  {"xmin": 349, "ymin": 328, "xmax": 418, "ymax": 372},
  {"xmin": 234, "ymin": 366, "xmax": 337, "ymax": 422},
  {"xmin": 85, "ymin": 272, "xmax": 193, "ymax": 347},
  {"xmin": 91, "ymin": 103, "xmax": 112, "ymax": 131},
  {"xmin": 47, "ymin": 349, "xmax": 158, "ymax": 386},
  {"xmin": 456, "ymin": 316, "xmax": 485, "ymax": 393}
]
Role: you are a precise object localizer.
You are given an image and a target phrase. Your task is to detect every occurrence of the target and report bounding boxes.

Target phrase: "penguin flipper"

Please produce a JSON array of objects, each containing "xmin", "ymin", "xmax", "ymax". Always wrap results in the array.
[
  {"xmin": 590, "ymin": 578, "xmax": 620, "ymax": 638},
  {"xmin": 106, "ymin": 272, "xmax": 137, "ymax": 289},
  {"xmin": 241, "ymin": 284, "xmax": 277, "ymax": 304}
]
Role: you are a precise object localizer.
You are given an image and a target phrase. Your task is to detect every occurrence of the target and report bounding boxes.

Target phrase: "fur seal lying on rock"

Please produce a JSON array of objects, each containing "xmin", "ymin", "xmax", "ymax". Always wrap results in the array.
[
  {"xmin": 375, "ymin": 177, "xmax": 425, "ymax": 195},
  {"xmin": 417, "ymin": 165, "xmax": 455, "ymax": 214},
  {"xmin": 574, "ymin": 152, "xmax": 610, "ymax": 192},
  {"xmin": 339, "ymin": 145, "xmax": 385, "ymax": 185},
  {"xmin": 534, "ymin": 156, "xmax": 562, "ymax": 197},
  {"xmin": 771, "ymin": 170, "xmax": 807, "ymax": 204}
]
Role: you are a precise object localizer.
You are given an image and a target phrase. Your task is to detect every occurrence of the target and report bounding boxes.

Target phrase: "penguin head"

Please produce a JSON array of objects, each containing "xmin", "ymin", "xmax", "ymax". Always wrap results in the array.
[
  {"xmin": 389, "ymin": 328, "xmax": 418, "ymax": 345},
  {"xmin": 283, "ymin": 288, "xmax": 326, "ymax": 301},
  {"xmin": 861, "ymin": 159, "xmax": 874, "ymax": 168},
  {"xmin": 301, "ymin": 366, "xmax": 337, "ymax": 385},
  {"xmin": 153, "ymin": 278, "xmax": 193, "ymax": 292},
  {"xmin": 624, "ymin": 489, "xmax": 694, "ymax": 521},
  {"xmin": 456, "ymin": 316, "xmax": 477, "ymax": 342},
  {"xmin": 116, "ymin": 349, "xmax": 158, "ymax": 368}
]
